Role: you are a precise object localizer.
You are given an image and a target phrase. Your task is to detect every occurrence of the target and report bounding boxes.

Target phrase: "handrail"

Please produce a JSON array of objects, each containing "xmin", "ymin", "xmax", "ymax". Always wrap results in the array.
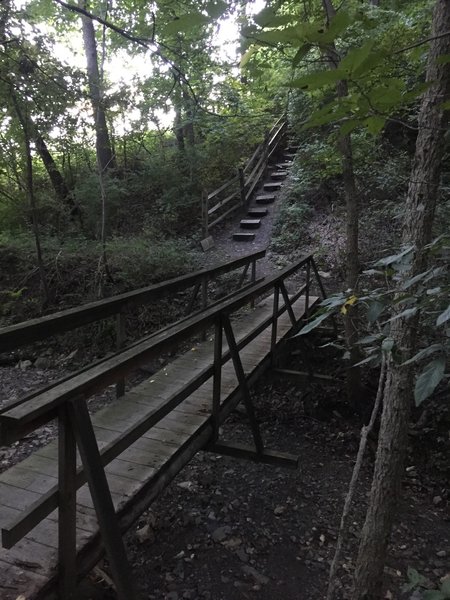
[
  {"xmin": 0, "ymin": 251, "xmax": 327, "ymax": 598},
  {"xmin": 0, "ymin": 253, "xmax": 324, "ymax": 548},
  {"xmin": 204, "ymin": 117, "xmax": 287, "ymax": 231},
  {"xmin": 0, "ymin": 250, "xmax": 266, "ymax": 353}
]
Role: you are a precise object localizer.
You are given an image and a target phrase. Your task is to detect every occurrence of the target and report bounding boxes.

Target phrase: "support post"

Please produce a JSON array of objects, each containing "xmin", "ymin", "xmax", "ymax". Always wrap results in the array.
[
  {"xmin": 250, "ymin": 259, "xmax": 256, "ymax": 308},
  {"xmin": 222, "ymin": 316, "xmax": 264, "ymax": 454},
  {"xmin": 201, "ymin": 276, "xmax": 208, "ymax": 341},
  {"xmin": 271, "ymin": 284, "xmax": 280, "ymax": 354},
  {"xmin": 212, "ymin": 317, "xmax": 222, "ymax": 441},
  {"xmin": 305, "ymin": 260, "xmax": 311, "ymax": 319},
  {"xmin": 279, "ymin": 281, "xmax": 296, "ymax": 327},
  {"xmin": 58, "ymin": 405, "xmax": 77, "ymax": 600},
  {"xmin": 185, "ymin": 280, "xmax": 201, "ymax": 316},
  {"xmin": 67, "ymin": 398, "xmax": 136, "ymax": 600},
  {"xmin": 202, "ymin": 191, "xmax": 209, "ymax": 238},
  {"xmin": 238, "ymin": 167, "xmax": 246, "ymax": 207},
  {"xmin": 116, "ymin": 311, "xmax": 126, "ymax": 398}
]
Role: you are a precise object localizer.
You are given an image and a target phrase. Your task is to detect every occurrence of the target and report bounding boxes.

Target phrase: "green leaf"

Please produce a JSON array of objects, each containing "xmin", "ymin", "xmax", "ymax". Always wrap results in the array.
[
  {"xmin": 374, "ymin": 245, "xmax": 413, "ymax": 267},
  {"xmin": 290, "ymin": 69, "xmax": 345, "ymax": 91},
  {"xmin": 385, "ymin": 306, "xmax": 418, "ymax": 323},
  {"xmin": 340, "ymin": 40, "xmax": 375, "ymax": 76},
  {"xmin": 292, "ymin": 44, "xmax": 312, "ymax": 67},
  {"xmin": 354, "ymin": 353, "xmax": 379, "ymax": 367},
  {"xmin": 437, "ymin": 304, "xmax": 450, "ymax": 327},
  {"xmin": 415, "ymin": 357, "xmax": 446, "ymax": 406},
  {"xmin": 164, "ymin": 13, "xmax": 210, "ymax": 35},
  {"xmin": 253, "ymin": 27, "xmax": 300, "ymax": 45},
  {"xmin": 340, "ymin": 119, "xmax": 361, "ymax": 135},
  {"xmin": 323, "ymin": 10, "xmax": 353, "ymax": 42},
  {"xmin": 364, "ymin": 116, "xmax": 385, "ymax": 135},
  {"xmin": 403, "ymin": 344, "xmax": 444, "ymax": 366},
  {"xmin": 367, "ymin": 300, "xmax": 385, "ymax": 324},
  {"xmin": 295, "ymin": 311, "xmax": 331, "ymax": 336},
  {"xmin": 401, "ymin": 268, "xmax": 433, "ymax": 290}
]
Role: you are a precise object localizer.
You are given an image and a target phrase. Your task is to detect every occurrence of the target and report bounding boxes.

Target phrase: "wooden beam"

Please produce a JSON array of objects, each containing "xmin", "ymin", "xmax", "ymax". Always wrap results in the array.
[
  {"xmin": 205, "ymin": 441, "xmax": 299, "ymax": 469},
  {"xmin": 273, "ymin": 368, "xmax": 335, "ymax": 383}
]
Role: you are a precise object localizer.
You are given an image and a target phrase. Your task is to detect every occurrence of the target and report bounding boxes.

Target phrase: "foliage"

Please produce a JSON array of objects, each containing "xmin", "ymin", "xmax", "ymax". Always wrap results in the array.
[{"xmin": 296, "ymin": 236, "xmax": 450, "ymax": 405}]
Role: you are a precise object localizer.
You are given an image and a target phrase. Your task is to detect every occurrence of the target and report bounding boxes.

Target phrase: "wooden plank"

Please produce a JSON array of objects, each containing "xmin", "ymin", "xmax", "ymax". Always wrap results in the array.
[{"xmin": 0, "ymin": 250, "xmax": 265, "ymax": 354}]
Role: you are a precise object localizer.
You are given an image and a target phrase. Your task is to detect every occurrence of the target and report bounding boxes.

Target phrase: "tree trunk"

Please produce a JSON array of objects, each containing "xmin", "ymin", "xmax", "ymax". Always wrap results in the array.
[
  {"xmin": 10, "ymin": 91, "xmax": 50, "ymax": 306},
  {"xmin": 34, "ymin": 133, "xmax": 76, "ymax": 209},
  {"xmin": 352, "ymin": 2, "xmax": 450, "ymax": 597},
  {"xmin": 80, "ymin": 0, "xmax": 116, "ymax": 173},
  {"xmin": 322, "ymin": 0, "xmax": 362, "ymax": 407}
]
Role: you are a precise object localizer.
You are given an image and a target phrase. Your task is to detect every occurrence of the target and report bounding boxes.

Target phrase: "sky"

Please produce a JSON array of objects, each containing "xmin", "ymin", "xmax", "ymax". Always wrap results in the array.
[{"xmin": 13, "ymin": 0, "xmax": 266, "ymax": 134}]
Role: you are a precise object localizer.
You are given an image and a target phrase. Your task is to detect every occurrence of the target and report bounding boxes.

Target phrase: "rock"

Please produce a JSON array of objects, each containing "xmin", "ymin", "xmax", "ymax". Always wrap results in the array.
[
  {"xmin": 222, "ymin": 536, "xmax": 242, "ymax": 549},
  {"xmin": 242, "ymin": 565, "xmax": 269, "ymax": 585},
  {"xmin": 166, "ymin": 592, "xmax": 178, "ymax": 600},
  {"xmin": 135, "ymin": 524, "xmax": 155, "ymax": 544},
  {"xmin": 19, "ymin": 359, "xmax": 33, "ymax": 370},
  {"xmin": 34, "ymin": 356, "xmax": 51, "ymax": 370},
  {"xmin": 212, "ymin": 526, "xmax": 231, "ymax": 542},
  {"xmin": 274, "ymin": 505, "xmax": 285, "ymax": 516},
  {"xmin": 433, "ymin": 496, "xmax": 443, "ymax": 506},
  {"xmin": 236, "ymin": 547, "xmax": 249, "ymax": 563},
  {"xmin": 436, "ymin": 550, "xmax": 447, "ymax": 558},
  {"xmin": 177, "ymin": 481, "xmax": 196, "ymax": 492}
]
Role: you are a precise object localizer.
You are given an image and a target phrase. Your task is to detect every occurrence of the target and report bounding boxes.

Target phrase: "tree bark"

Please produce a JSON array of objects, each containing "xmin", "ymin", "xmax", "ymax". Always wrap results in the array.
[
  {"xmin": 80, "ymin": 0, "xmax": 116, "ymax": 173},
  {"xmin": 352, "ymin": 2, "xmax": 450, "ymax": 597},
  {"xmin": 34, "ymin": 133, "xmax": 75, "ymax": 208},
  {"xmin": 322, "ymin": 0, "xmax": 362, "ymax": 407}
]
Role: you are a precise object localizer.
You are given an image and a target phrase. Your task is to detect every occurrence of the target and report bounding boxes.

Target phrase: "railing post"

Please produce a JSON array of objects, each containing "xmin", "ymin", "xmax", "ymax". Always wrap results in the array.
[
  {"xmin": 115, "ymin": 311, "xmax": 126, "ymax": 398},
  {"xmin": 305, "ymin": 260, "xmax": 311, "ymax": 319},
  {"xmin": 250, "ymin": 259, "xmax": 256, "ymax": 308},
  {"xmin": 58, "ymin": 404, "xmax": 77, "ymax": 600},
  {"xmin": 238, "ymin": 167, "xmax": 246, "ymax": 207},
  {"xmin": 271, "ymin": 284, "xmax": 280, "ymax": 362},
  {"xmin": 212, "ymin": 317, "xmax": 222, "ymax": 441},
  {"xmin": 201, "ymin": 276, "xmax": 208, "ymax": 340},
  {"xmin": 202, "ymin": 190, "xmax": 209, "ymax": 238}
]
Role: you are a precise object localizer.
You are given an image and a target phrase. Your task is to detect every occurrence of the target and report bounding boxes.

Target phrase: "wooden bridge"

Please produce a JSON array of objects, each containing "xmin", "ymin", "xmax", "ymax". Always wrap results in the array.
[{"xmin": 0, "ymin": 251, "xmax": 326, "ymax": 600}]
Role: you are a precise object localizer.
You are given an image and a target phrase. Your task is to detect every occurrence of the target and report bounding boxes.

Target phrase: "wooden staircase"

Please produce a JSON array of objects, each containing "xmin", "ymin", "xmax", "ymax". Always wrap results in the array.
[{"xmin": 233, "ymin": 142, "xmax": 298, "ymax": 242}]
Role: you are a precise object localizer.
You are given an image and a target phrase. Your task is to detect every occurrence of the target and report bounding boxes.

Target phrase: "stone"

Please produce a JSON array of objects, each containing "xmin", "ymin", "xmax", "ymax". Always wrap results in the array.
[
  {"xmin": 212, "ymin": 526, "xmax": 231, "ymax": 542},
  {"xmin": 242, "ymin": 565, "xmax": 269, "ymax": 585},
  {"xmin": 19, "ymin": 359, "xmax": 32, "ymax": 370},
  {"xmin": 433, "ymin": 496, "xmax": 443, "ymax": 506},
  {"xmin": 34, "ymin": 356, "xmax": 51, "ymax": 369}
]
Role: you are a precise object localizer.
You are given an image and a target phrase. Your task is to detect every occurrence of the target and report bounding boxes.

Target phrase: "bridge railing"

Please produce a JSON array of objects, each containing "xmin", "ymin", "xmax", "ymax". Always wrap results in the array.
[
  {"xmin": 204, "ymin": 117, "xmax": 287, "ymax": 233},
  {"xmin": 0, "ymin": 250, "xmax": 266, "ymax": 400},
  {"xmin": 0, "ymin": 252, "xmax": 326, "ymax": 600}
]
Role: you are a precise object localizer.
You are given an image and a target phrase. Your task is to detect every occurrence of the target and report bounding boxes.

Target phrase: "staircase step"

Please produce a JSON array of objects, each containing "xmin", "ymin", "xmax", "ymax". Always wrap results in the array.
[
  {"xmin": 248, "ymin": 208, "xmax": 268, "ymax": 217},
  {"xmin": 255, "ymin": 194, "xmax": 276, "ymax": 205},
  {"xmin": 284, "ymin": 153, "xmax": 296, "ymax": 159},
  {"xmin": 240, "ymin": 219, "xmax": 261, "ymax": 229},
  {"xmin": 276, "ymin": 162, "xmax": 292, "ymax": 169},
  {"xmin": 270, "ymin": 170, "xmax": 287, "ymax": 179},
  {"xmin": 233, "ymin": 232, "xmax": 256, "ymax": 242},
  {"xmin": 264, "ymin": 181, "xmax": 282, "ymax": 191},
  {"xmin": 287, "ymin": 145, "xmax": 299, "ymax": 152}
]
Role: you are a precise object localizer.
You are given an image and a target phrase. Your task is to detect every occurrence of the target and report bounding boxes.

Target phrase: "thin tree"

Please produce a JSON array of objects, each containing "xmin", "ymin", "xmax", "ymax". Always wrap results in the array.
[{"xmin": 352, "ymin": 1, "xmax": 450, "ymax": 596}]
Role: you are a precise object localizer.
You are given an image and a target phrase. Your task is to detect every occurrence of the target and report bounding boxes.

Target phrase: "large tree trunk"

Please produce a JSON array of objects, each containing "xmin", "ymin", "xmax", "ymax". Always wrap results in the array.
[
  {"xmin": 352, "ymin": 2, "xmax": 450, "ymax": 597},
  {"xmin": 80, "ymin": 1, "xmax": 116, "ymax": 173}
]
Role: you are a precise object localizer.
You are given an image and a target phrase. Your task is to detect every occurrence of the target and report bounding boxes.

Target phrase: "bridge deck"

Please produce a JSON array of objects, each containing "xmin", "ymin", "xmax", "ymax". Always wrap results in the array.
[{"xmin": 0, "ymin": 293, "xmax": 316, "ymax": 599}]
